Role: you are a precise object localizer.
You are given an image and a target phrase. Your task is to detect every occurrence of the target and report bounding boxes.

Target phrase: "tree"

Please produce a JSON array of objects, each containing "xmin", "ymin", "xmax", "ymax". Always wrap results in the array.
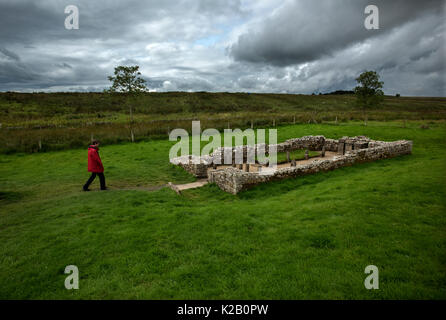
[
  {"xmin": 107, "ymin": 65, "xmax": 147, "ymax": 142},
  {"xmin": 354, "ymin": 71, "xmax": 384, "ymax": 126},
  {"xmin": 107, "ymin": 65, "xmax": 147, "ymax": 93}
]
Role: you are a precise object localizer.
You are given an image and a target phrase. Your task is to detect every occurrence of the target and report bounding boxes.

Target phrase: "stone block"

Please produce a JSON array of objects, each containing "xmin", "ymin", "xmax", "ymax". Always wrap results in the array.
[
  {"xmin": 345, "ymin": 143, "xmax": 353, "ymax": 152},
  {"xmin": 337, "ymin": 142, "xmax": 345, "ymax": 154}
]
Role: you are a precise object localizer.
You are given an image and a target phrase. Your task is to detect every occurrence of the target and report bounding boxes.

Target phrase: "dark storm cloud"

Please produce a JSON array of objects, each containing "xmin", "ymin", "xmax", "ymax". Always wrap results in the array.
[
  {"xmin": 229, "ymin": 0, "xmax": 443, "ymax": 66},
  {"xmin": 0, "ymin": 0, "xmax": 444, "ymax": 96},
  {"xmin": 0, "ymin": 0, "xmax": 246, "ymax": 44},
  {"xmin": 0, "ymin": 0, "xmax": 175, "ymax": 43},
  {"xmin": 0, "ymin": 48, "xmax": 20, "ymax": 61}
]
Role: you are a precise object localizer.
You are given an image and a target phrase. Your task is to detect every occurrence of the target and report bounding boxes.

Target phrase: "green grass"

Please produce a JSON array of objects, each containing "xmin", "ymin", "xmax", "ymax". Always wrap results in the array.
[
  {"xmin": 1, "ymin": 92, "xmax": 445, "ymax": 153},
  {"xmin": 0, "ymin": 122, "xmax": 445, "ymax": 299},
  {"xmin": 256, "ymin": 149, "xmax": 320, "ymax": 164}
]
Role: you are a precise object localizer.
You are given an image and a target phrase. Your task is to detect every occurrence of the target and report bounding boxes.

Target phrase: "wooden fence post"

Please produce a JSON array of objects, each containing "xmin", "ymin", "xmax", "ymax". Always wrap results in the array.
[{"xmin": 38, "ymin": 126, "xmax": 42, "ymax": 151}]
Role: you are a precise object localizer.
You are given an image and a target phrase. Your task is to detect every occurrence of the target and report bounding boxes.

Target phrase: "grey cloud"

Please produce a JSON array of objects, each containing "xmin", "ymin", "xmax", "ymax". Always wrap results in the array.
[
  {"xmin": 0, "ymin": 0, "xmax": 245, "ymax": 44},
  {"xmin": 224, "ymin": 1, "xmax": 445, "ymax": 96},
  {"xmin": 55, "ymin": 63, "xmax": 72, "ymax": 69},
  {"xmin": 0, "ymin": 0, "xmax": 244, "ymax": 91},
  {"xmin": 229, "ymin": 0, "xmax": 443, "ymax": 66},
  {"xmin": 0, "ymin": 0, "xmax": 444, "ymax": 96},
  {"xmin": 0, "ymin": 48, "xmax": 20, "ymax": 61}
]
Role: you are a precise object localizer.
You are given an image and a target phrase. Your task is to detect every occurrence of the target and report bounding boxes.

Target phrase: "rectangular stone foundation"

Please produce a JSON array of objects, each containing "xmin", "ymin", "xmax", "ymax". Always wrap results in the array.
[{"xmin": 171, "ymin": 136, "xmax": 413, "ymax": 194}]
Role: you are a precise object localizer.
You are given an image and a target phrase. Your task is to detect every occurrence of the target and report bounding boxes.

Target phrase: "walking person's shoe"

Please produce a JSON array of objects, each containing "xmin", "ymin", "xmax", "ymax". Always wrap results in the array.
[
  {"xmin": 83, "ymin": 187, "xmax": 90, "ymax": 192},
  {"xmin": 100, "ymin": 187, "xmax": 108, "ymax": 191}
]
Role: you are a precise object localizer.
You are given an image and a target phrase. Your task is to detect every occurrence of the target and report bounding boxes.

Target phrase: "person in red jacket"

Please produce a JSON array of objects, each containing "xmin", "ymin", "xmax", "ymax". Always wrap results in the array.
[{"xmin": 83, "ymin": 140, "xmax": 107, "ymax": 191}]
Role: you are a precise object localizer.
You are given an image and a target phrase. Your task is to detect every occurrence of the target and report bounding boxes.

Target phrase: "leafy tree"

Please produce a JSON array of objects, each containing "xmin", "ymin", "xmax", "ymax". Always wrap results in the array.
[
  {"xmin": 107, "ymin": 65, "xmax": 147, "ymax": 93},
  {"xmin": 107, "ymin": 65, "xmax": 147, "ymax": 142},
  {"xmin": 354, "ymin": 70, "xmax": 384, "ymax": 126}
]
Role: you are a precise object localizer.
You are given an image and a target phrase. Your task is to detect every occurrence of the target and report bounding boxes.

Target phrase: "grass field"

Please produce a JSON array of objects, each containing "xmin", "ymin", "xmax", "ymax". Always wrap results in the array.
[
  {"xmin": 1, "ymin": 121, "xmax": 445, "ymax": 299},
  {"xmin": 1, "ymin": 92, "xmax": 445, "ymax": 153}
]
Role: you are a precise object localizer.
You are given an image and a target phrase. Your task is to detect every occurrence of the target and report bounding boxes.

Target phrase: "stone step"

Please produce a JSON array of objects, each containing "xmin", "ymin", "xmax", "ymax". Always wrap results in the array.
[{"xmin": 168, "ymin": 179, "xmax": 209, "ymax": 194}]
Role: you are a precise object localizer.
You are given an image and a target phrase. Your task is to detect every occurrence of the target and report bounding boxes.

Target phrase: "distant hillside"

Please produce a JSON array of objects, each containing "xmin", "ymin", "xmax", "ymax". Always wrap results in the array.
[
  {"xmin": 0, "ymin": 92, "xmax": 445, "ymax": 153},
  {"xmin": 1, "ymin": 91, "xmax": 445, "ymax": 117}
]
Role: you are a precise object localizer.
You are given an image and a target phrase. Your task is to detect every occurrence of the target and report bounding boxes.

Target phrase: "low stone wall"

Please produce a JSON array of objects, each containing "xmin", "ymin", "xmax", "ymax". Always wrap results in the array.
[
  {"xmin": 208, "ymin": 139, "xmax": 412, "ymax": 194},
  {"xmin": 170, "ymin": 135, "xmax": 413, "ymax": 193},
  {"xmin": 337, "ymin": 136, "xmax": 371, "ymax": 154},
  {"xmin": 324, "ymin": 138, "xmax": 339, "ymax": 152},
  {"xmin": 281, "ymin": 135, "xmax": 325, "ymax": 152},
  {"xmin": 170, "ymin": 135, "xmax": 327, "ymax": 177},
  {"xmin": 170, "ymin": 155, "xmax": 212, "ymax": 178},
  {"xmin": 207, "ymin": 168, "xmax": 241, "ymax": 194}
]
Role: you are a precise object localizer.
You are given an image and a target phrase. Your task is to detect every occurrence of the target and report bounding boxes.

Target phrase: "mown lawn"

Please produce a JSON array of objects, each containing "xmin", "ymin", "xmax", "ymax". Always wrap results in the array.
[{"xmin": 0, "ymin": 122, "xmax": 445, "ymax": 299}]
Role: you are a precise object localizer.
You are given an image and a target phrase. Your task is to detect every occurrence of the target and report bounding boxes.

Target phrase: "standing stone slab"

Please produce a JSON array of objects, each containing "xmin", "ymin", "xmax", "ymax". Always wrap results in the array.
[
  {"xmin": 337, "ymin": 142, "xmax": 345, "ymax": 154},
  {"xmin": 345, "ymin": 143, "xmax": 353, "ymax": 152}
]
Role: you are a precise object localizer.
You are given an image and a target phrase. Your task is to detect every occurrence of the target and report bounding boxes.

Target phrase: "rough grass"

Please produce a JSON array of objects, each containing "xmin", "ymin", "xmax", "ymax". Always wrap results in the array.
[
  {"xmin": 0, "ymin": 122, "xmax": 445, "ymax": 299},
  {"xmin": 1, "ymin": 92, "xmax": 445, "ymax": 153}
]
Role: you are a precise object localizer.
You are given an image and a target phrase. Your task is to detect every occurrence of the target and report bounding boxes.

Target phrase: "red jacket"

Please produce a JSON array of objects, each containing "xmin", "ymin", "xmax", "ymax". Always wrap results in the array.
[{"xmin": 87, "ymin": 145, "xmax": 104, "ymax": 173}]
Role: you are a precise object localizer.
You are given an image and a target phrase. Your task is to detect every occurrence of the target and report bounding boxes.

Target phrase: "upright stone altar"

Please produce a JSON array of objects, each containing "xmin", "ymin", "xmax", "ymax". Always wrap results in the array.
[
  {"xmin": 337, "ymin": 140, "xmax": 345, "ymax": 154},
  {"xmin": 345, "ymin": 143, "xmax": 353, "ymax": 152}
]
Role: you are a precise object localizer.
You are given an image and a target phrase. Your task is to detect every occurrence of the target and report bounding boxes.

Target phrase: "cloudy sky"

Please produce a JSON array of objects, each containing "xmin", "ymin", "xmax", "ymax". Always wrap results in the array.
[{"xmin": 0, "ymin": 0, "xmax": 444, "ymax": 96}]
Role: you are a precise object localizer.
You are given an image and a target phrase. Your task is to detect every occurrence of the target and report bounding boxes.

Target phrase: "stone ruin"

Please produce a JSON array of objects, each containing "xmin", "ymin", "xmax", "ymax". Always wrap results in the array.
[{"xmin": 170, "ymin": 135, "xmax": 413, "ymax": 194}]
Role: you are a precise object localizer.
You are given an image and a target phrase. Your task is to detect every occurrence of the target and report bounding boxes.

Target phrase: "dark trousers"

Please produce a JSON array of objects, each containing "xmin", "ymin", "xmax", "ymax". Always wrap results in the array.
[{"xmin": 83, "ymin": 172, "xmax": 106, "ymax": 190}]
